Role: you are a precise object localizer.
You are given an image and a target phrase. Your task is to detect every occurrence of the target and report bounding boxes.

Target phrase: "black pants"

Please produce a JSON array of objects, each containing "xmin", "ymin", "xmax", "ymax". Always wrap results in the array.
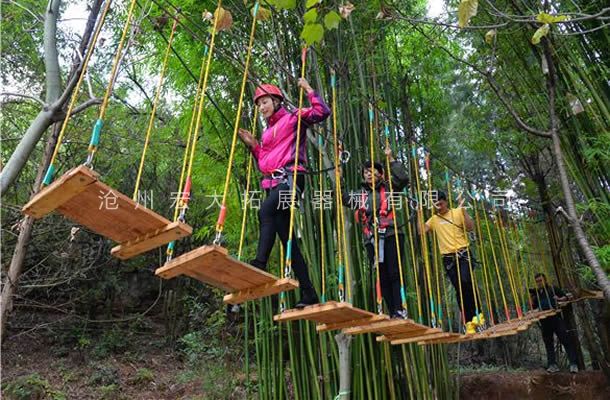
[
  {"xmin": 540, "ymin": 314, "xmax": 578, "ymax": 366},
  {"xmin": 443, "ymin": 252, "xmax": 477, "ymax": 323},
  {"xmin": 365, "ymin": 235, "xmax": 405, "ymax": 316},
  {"xmin": 253, "ymin": 176, "xmax": 315, "ymax": 296}
]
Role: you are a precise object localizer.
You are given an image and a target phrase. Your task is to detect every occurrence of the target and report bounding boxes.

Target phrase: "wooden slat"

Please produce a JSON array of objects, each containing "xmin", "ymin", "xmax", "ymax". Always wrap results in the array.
[
  {"xmin": 317, "ymin": 314, "xmax": 388, "ymax": 332},
  {"xmin": 377, "ymin": 328, "xmax": 442, "ymax": 343},
  {"xmin": 223, "ymin": 278, "xmax": 299, "ymax": 305},
  {"xmin": 343, "ymin": 318, "xmax": 435, "ymax": 336},
  {"xmin": 274, "ymin": 302, "xmax": 375, "ymax": 324},
  {"xmin": 390, "ymin": 332, "xmax": 458, "ymax": 345},
  {"xmin": 111, "ymin": 221, "xmax": 192, "ymax": 259},
  {"xmin": 22, "ymin": 165, "xmax": 98, "ymax": 218},
  {"xmin": 156, "ymin": 246, "xmax": 296, "ymax": 302}
]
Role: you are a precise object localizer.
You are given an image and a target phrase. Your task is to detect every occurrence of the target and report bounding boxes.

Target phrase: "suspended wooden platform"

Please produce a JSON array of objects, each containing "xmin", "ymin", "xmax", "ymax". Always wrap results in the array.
[
  {"xmin": 316, "ymin": 310, "xmax": 388, "ymax": 332},
  {"xmin": 343, "ymin": 318, "xmax": 442, "ymax": 339},
  {"xmin": 22, "ymin": 165, "xmax": 192, "ymax": 259},
  {"xmin": 274, "ymin": 301, "xmax": 380, "ymax": 325},
  {"xmin": 155, "ymin": 245, "xmax": 298, "ymax": 304}
]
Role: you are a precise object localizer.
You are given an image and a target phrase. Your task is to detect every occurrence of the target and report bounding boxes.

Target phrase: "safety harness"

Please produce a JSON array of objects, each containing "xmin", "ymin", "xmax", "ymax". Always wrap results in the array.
[{"xmin": 356, "ymin": 184, "xmax": 394, "ymax": 263}]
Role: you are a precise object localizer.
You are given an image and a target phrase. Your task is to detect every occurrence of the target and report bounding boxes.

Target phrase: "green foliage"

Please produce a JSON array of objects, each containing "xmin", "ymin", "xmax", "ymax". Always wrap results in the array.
[
  {"xmin": 323, "ymin": 11, "xmax": 341, "ymax": 30},
  {"xmin": 2, "ymin": 374, "xmax": 66, "ymax": 400},
  {"xmin": 89, "ymin": 364, "xmax": 120, "ymax": 386},
  {"xmin": 130, "ymin": 368, "xmax": 155, "ymax": 386},
  {"xmin": 457, "ymin": 0, "xmax": 478, "ymax": 28},
  {"xmin": 531, "ymin": 24, "xmax": 550, "ymax": 44}
]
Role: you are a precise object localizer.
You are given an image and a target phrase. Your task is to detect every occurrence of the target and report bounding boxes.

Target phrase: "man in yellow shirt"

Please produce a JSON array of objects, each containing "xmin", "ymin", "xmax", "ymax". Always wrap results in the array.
[{"xmin": 420, "ymin": 191, "xmax": 479, "ymax": 332}]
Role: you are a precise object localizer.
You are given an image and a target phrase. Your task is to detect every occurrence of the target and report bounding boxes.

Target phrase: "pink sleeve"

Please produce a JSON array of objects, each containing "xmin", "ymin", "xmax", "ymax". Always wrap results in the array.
[
  {"xmin": 252, "ymin": 143, "xmax": 261, "ymax": 159},
  {"xmin": 298, "ymin": 91, "xmax": 331, "ymax": 125}
]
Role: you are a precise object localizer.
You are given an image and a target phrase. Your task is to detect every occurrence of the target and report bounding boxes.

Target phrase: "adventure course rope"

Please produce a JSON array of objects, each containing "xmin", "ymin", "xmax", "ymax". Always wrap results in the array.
[
  {"xmin": 43, "ymin": 0, "xmax": 113, "ymax": 187},
  {"xmin": 367, "ymin": 104, "xmax": 383, "ymax": 315}
]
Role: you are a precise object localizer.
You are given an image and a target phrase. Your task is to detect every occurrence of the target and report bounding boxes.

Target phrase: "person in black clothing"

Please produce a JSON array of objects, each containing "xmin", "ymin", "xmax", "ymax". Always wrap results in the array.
[
  {"xmin": 341, "ymin": 148, "xmax": 410, "ymax": 319},
  {"xmin": 530, "ymin": 273, "xmax": 579, "ymax": 373}
]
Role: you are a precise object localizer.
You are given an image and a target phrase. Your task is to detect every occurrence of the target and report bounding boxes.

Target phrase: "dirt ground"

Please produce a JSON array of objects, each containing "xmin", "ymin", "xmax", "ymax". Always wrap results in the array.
[{"xmin": 459, "ymin": 370, "xmax": 610, "ymax": 400}]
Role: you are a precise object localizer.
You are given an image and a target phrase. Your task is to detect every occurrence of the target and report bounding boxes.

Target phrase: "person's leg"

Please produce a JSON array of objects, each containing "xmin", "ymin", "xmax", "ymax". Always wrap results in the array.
[
  {"xmin": 541, "ymin": 318, "xmax": 557, "ymax": 367},
  {"xmin": 274, "ymin": 177, "xmax": 318, "ymax": 306},
  {"xmin": 383, "ymin": 235, "xmax": 405, "ymax": 317},
  {"xmin": 554, "ymin": 315, "xmax": 579, "ymax": 367},
  {"xmin": 458, "ymin": 256, "xmax": 477, "ymax": 322},
  {"xmin": 252, "ymin": 188, "xmax": 280, "ymax": 269}
]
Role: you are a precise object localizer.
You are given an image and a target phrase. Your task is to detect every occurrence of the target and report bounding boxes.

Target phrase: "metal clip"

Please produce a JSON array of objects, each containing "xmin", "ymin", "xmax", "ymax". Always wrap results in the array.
[
  {"xmin": 339, "ymin": 150, "xmax": 351, "ymax": 164},
  {"xmin": 271, "ymin": 168, "xmax": 287, "ymax": 180},
  {"xmin": 213, "ymin": 231, "xmax": 223, "ymax": 246}
]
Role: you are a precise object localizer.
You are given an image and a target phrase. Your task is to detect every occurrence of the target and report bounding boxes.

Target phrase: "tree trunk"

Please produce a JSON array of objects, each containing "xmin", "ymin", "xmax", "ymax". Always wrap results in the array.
[
  {"xmin": 542, "ymin": 40, "xmax": 610, "ymax": 302},
  {"xmin": 1, "ymin": 122, "xmax": 61, "ymax": 340},
  {"xmin": 335, "ymin": 332, "xmax": 352, "ymax": 400}
]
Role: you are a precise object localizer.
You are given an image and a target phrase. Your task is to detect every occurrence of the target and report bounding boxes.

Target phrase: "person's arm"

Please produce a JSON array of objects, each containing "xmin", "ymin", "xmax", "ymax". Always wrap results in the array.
[
  {"xmin": 238, "ymin": 128, "xmax": 260, "ymax": 159},
  {"xmin": 385, "ymin": 147, "xmax": 409, "ymax": 191},
  {"xmin": 418, "ymin": 213, "xmax": 432, "ymax": 235},
  {"xmin": 462, "ymin": 207, "xmax": 475, "ymax": 232},
  {"xmin": 553, "ymin": 287, "xmax": 568, "ymax": 302},
  {"xmin": 296, "ymin": 78, "xmax": 331, "ymax": 124}
]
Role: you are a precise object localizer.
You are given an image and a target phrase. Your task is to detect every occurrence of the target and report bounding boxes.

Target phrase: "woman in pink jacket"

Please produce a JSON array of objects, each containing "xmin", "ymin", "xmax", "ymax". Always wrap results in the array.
[{"xmin": 238, "ymin": 78, "xmax": 330, "ymax": 308}]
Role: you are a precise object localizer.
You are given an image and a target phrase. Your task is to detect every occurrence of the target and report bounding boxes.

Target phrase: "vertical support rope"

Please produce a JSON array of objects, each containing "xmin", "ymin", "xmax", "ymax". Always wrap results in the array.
[
  {"xmin": 382, "ymin": 121, "xmax": 407, "ymax": 312},
  {"xmin": 367, "ymin": 104, "xmax": 382, "ymax": 315},
  {"xmin": 238, "ymin": 109, "xmax": 258, "ymax": 260},
  {"xmin": 473, "ymin": 197, "xmax": 496, "ymax": 325},
  {"xmin": 86, "ymin": 0, "xmax": 140, "ymax": 165},
  {"xmin": 214, "ymin": 1, "xmax": 259, "ymax": 240},
  {"xmin": 318, "ymin": 134, "xmax": 326, "ymax": 302},
  {"xmin": 132, "ymin": 17, "xmax": 179, "ymax": 200},
  {"xmin": 43, "ymin": 0, "xmax": 113, "ymax": 187}
]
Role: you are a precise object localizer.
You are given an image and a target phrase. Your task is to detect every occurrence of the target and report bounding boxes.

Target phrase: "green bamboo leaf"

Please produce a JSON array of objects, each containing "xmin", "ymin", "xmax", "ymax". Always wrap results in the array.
[
  {"xmin": 300, "ymin": 22, "xmax": 324, "ymax": 44},
  {"xmin": 306, "ymin": 0, "xmax": 320, "ymax": 8},
  {"xmin": 323, "ymin": 11, "xmax": 341, "ymax": 30},
  {"xmin": 531, "ymin": 23, "xmax": 550, "ymax": 44},
  {"xmin": 304, "ymin": 8, "xmax": 318, "ymax": 24},
  {"xmin": 536, "ymin": 12, "xmax": 569, "ymax": 24},
  {"xmin": 485, "ymin": 29, "xmax": 496, "ymax": 44},
  {"xmin": 457, "ymin": 0, "xmax": 478, "ymax": 28},
  {"xmin": 273, "ymin": 0, "xmax": 296, "ymax": 9}
]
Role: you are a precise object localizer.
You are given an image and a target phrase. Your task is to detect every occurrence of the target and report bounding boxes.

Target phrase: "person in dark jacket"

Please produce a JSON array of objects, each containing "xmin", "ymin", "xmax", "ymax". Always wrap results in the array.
[
  {"xmin": 530, "ymin": 273, "xmax": 579, "ymax": 373},
  {"xmin": 341, "ymin": 148, "xmax": 410, "ymax": 318}
]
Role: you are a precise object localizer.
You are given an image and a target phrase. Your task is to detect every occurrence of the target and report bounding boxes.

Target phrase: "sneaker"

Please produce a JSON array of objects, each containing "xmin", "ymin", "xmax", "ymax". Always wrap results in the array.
[
  {"xmin": 465, "ymin": 322, "xmax": 477, "ymax": 334},
  {"xmin": 391, "ymin": 309, "xmax": 409, "ymax": 320},
  {"xmin": 546, "ymin": 364, "xmax": 560, "ymax": 373},
  {"xmin": 569, "ymin": 364, "xmax": 578, "ymax": 374}
]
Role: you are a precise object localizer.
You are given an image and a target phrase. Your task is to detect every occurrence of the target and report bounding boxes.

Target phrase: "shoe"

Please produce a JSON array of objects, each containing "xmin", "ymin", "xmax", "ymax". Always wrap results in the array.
[
  {"xmin": 295, "ymin": 288, "xmax": 319, "ymax": 309},
  {"xmin": 230, "ymin": 304, "xmax": 241, "ymax": 313},
  {"xmin": 546, "ymin": 364, "xmax": 560, "ymax": 373},
  {"xmin": 391, "ymin": 309, "xmax": 409, "ymax": 320},
  {"xmin": 569, "ymin": 364, "xmax": 578, "ymax": 374},
  {"xmin": 472, "ymin": 313, "xmax": 486, "ymax": 327},
  {"xmin": 249, "ymin": 259, "xmax": 266, "ymax": 271},
  {"xmin": 465, "ymin": 322, "xmax": 477, "ymax": 334}
]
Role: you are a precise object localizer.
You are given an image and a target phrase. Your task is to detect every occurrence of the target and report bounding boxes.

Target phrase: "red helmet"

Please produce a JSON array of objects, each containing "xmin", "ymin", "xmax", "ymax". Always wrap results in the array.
[{"xmin": 254, "ymin": 84, "xmax": 283, "ymax": 104}]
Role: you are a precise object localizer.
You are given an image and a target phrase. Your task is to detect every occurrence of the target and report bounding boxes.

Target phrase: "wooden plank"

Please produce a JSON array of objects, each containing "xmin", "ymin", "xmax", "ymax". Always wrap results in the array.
[
  {"xmin": 22, "ymin": 165, "xmax": 98, "ymax": 218},
  {"xmin": 155, "ymin": 246, "xmax": 281, "ymax": 292},
  {"xmin": 223, "ymin": 278, "xmax": 299, "ymax": 304},
  {"xmin": 343, "ymin": 318, "xmax": 437, "ymax": 337},
  {"xmin": 111, "ymin": 221, "xmax": 192, "ymax": 259},
  {"xmin": 273, "ymin": 301, "xmax": 373, "ymax": 324},
  {"xmin": 317, "ymin": 314, "xmax": 388, "ymax": 332},
  {"xmin": 378, "ymin": 328, "xmax": 442, "ymax": 342},
  {"xmin": 390, "ymin": 332, "xmax": 457, "ymax": 345},
  {"xmin": 58, "ymin": 180, "xmax": 174, "ymax": 243}
]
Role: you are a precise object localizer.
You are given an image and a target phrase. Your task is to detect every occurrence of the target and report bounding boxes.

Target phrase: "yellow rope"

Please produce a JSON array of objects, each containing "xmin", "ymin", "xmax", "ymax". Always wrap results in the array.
[
  {"xmin": 412, "ymin": 146, "xmax": 436, "ymax": 325},
  {"xmin": 215, "ymin": 1, "xmax": 259, "ymax": 237},
  {"xmin": 330, "ymin": 70, "xmax": 347, "ymax": 302},
  {"xmin": 495, "ymin": 209, "xmax": 522, "ymax": 317},
  {"xmin": 382, "ymin": 124, "xmax": 406, "ymax": 311},
  {"xmin": 318, "ymin": 126, "xmax": 326, "ymax": 301},
  {"xmin": 238, "ymin": 109, "xmax": 258, "ymax": 260},
  {"xmin": 473, "ymin": 198, "xmax": 496, "ymax": 325},
  {"xmin": 44, "ymin": 0, "xmax": 113, "ymax": 183},
  {"xmin": 132, "ymin": 18, "xmax": 179, "ymax": 200},
  {"xmin": 171, "ymin": 49, "xmax": 208, "ymax": 222},
  {"xmin": 482, "ymin": 204, "xmax": 511, "ymax": 321},
  {"xmin": 283, "ymin": 46, "xmax": 308, "ymax": 278},
  {"xmin": 367, "ymin": 104, "xmax": 382, "ymax": 314},
  {"xmin": 404, "ymin": 194, "xmax": 423, "ymax": 320}
]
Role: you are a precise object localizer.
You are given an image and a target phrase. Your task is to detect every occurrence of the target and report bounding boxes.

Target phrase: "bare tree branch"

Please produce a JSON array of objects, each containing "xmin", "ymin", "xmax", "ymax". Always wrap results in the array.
[{"xmin": 0, "ymin": 92, "xmax": 45, "ymax": 106}]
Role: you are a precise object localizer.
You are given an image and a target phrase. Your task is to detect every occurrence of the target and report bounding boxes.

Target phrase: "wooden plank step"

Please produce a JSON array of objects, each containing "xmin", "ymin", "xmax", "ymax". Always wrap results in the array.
[
  {"xmin": 223, "ymin": 278, "xmax": 299, "ymax": 305},
  {"xmin": 22, "ymin": 165, "xmax": 98, "ymax": 218},
  {"xmin": 317, "ymin": 314, "xmax": 388, "ymax": 332},
  {"xmin": 111, "ymin": 221, "xmax": 192, "ymax": 260},
  {"xmin": 343, "ymin": 318, "xmax": 438, "ymax": 337},
  {"xmin": 22, "ymin": 165, "xmax": 192, "ymax": 259},
  {"xmin": 390, "ymin": 332, "xmax": 459, "ymax": 345},
  {"xmin": 274, "ymin": 301, "xmax": 375, "ymax": 324},
  {"xmin": 156, "ymin": 246, "xmax": 297, "ymax": 303},
  {"xmin": 377, "ymin": 328, "xmax": 441, "ymax": 342}
]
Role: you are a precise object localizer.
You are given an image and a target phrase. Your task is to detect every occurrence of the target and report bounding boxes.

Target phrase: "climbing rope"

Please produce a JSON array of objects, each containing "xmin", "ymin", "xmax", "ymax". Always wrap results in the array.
[
  {"xmin": 42, "ymin": 0, "xmax": 113, "ymax": 187},
  {"xmin": 367, "ymin": 104, "xmax": 382, "ymax": 315},
  {"xmin": 237, "ymin": 109, "xmax": 258, "ymax": 260},
  {"xmin": 132, "ymin": 17, "xmax": 179, "ymax": 200}
]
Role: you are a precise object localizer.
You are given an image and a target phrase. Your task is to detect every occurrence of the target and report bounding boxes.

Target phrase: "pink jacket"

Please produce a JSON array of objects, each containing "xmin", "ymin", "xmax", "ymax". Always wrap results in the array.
[{"xmin": 252, "ymin": 91, "xmax": 331, "ymax": 189}]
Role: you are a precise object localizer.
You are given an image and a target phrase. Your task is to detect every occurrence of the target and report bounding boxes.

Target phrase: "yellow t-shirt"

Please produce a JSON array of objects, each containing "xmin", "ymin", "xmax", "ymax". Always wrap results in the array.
[{"xmin": 426, "ymin": 208, "xmax": 469, "ymax": 255}]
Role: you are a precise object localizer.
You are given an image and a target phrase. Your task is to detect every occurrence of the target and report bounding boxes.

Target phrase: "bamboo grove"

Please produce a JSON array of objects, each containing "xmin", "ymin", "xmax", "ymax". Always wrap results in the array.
[{"xmin": 1, "ymin": 1, "xmax": 608, "ymax": 399}]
